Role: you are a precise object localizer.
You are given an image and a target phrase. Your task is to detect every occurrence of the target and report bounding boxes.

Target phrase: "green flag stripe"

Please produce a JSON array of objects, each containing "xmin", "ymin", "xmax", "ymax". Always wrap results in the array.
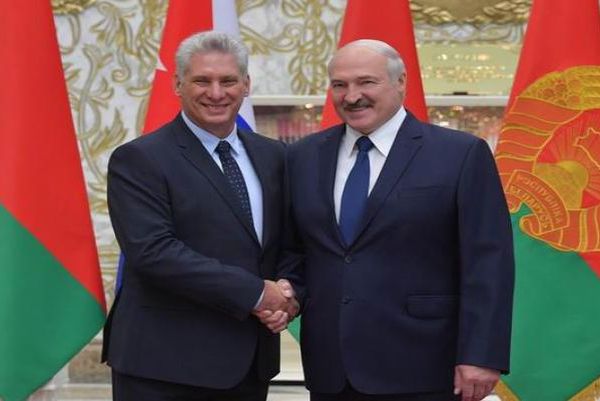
[
  {"xmin": 0, "ymin": 205, "xmax": 105, "ymax": 401},
  {"xmin": 504, "ymin": 208, "xmax": 600, "ymax": 400}
]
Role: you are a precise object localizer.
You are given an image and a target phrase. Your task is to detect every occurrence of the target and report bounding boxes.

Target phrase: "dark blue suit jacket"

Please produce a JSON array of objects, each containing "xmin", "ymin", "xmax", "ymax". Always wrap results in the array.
[
  {"xmin": 102, "ymin": 115, "xmax": 285, "ymax": 389},
  {"xmin": 282, "ymin": 112, "xmax": 514, "ymax": 394}
]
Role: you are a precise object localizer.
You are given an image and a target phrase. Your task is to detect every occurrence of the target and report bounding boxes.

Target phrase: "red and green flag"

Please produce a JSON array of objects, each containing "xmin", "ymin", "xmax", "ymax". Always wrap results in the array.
[
  {"xmin": 0, "ymin": 3, "xmax": 106, "ymax": 401},
  {"xmin": 494, "ymin": 0, "xmax": 600, "ymax": 399}
]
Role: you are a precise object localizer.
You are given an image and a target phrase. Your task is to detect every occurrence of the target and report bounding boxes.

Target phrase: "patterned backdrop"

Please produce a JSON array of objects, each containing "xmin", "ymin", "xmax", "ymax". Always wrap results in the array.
[{"xmin": 51, "ymin": 0, "xmax": 528, "ymax": 307}]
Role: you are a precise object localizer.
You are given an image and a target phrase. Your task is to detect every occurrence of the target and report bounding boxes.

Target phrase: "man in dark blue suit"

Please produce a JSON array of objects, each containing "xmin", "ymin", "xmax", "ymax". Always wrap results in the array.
[
  {"xmin": 280, "ymin": 40, "xmax": 515, "ymax": 401},
  {"xmin": 102, "ymin": 31, "xmax": 297, "ymax": 401}
]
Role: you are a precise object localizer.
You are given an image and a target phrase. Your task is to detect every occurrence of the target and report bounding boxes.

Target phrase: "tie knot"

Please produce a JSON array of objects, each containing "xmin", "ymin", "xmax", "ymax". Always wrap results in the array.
[
  {"xmin": 356, "ymin": 136, "xmax": 374, "ymax": 152},
  {"xmin": 216, "ymin": 141, "xmax": 232, "ymax": 155}
]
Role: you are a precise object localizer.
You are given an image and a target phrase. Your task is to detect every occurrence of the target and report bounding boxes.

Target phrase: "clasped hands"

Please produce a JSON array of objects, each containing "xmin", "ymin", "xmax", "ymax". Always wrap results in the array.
[{"xmin": 252, "ymin": 279, "xmax": 299, "ymax": 333}]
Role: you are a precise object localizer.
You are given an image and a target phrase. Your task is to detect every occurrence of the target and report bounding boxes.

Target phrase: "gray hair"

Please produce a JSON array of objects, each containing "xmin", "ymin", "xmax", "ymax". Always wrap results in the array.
[
  {"xmin": 175, "ymin": 31, "xmax": 249, "ymax": 78},
  {"xmin": 329, "ymin": 39, "xmax": 406, "ymax": 80}
]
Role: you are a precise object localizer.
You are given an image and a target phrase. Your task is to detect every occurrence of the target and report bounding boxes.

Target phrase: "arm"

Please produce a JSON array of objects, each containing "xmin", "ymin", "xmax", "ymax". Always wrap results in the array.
[
  {"xmin": 254, "ymin": 145, "xmax": 305, "ymax": 332},
  {"xmin": 275, "ymin": 146, "xmax": 307, "ymax": 304},
  {"xmin": 454, "ymin": 139, "xmax": 515, "ymax": 400},
  {"xmin": 108, "ymin": 142, "xmax": 264, "ymax": 320}
]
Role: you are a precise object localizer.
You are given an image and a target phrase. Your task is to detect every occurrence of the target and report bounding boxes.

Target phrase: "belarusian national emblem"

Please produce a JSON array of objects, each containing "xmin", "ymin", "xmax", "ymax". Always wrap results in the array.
[{"xmin": 496, "ymin": 66, "xmax": 600, "ymax": 252}]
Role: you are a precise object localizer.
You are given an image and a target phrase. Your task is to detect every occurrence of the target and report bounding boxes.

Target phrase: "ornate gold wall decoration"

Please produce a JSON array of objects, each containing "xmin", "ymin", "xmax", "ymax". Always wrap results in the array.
[
  {"xmin": 52, "ymin": 0, "xmax": 97, "ymax": 15},
  {"xmin": 55, "ymin": 0, "xmax": 167, "ymax": 303},
  {"xmin": 412, "ymin": 0, "xmax": 531, "ymax": 25},
  {"xmin": 238, "ymin": 0, "xmax": 344, "ymax": 95}
]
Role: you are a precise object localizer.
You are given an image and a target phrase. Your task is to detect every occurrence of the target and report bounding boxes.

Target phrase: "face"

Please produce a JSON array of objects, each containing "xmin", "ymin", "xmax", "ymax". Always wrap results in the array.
[
  {"xmin": 329, "ymin": 46, "xmax": 406, "ymax": 134},
  {"xmin": 174, "ymin": 51, "xmax": 249, "ymax": 138}
]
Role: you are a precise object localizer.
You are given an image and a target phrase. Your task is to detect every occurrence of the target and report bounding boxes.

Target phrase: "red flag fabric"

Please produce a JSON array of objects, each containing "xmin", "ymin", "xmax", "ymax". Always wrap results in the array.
[
  {"xmin": 143, "ymin": 0, "xmax": 213, "ymax": 133},
  {"xmin": 321, "ymin": 0, "xmax": 428, "ymax": 128}
]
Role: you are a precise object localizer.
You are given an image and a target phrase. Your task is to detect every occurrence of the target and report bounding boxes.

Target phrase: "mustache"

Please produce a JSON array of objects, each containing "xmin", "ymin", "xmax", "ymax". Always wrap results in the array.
[{"xmin": 343, "ymin": 98, "xmax": 372, "ymax": 110}]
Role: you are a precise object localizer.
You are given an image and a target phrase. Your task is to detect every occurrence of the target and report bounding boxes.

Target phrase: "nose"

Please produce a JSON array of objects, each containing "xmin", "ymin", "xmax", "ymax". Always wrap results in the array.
[
  {"xmin": 344, "ymin": 84, "xmax": 362, "ymax": 104},
  {"xmin": 207, "ymin": 81, "xmax": 225, "ymax": 100}
]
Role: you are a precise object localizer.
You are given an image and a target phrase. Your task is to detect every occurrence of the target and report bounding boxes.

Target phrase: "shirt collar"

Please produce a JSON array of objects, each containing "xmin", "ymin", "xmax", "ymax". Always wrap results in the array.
[
  {"xmin": 341, "ymin": 106, "xmax": 407, "ymax": 158},
  {"xmin": 181, "ymin": 111, "xmax": 241, "ymax": 156}
]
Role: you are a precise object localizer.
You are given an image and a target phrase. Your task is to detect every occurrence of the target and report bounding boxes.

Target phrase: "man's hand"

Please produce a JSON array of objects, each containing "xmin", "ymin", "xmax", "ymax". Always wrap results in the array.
[
  {"xmin": 454, "ymin": 364, "xmax": 500, "ymax": 401},
  {"xmin": 253, "ymin": 279, "xmax": 298, "ymax": 333}
]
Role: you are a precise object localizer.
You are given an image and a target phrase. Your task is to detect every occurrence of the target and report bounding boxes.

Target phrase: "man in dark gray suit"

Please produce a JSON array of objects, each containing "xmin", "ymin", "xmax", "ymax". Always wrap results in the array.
[{"xmin": 102, "ymin": 31, "xmax": 297, "ymax": 401}]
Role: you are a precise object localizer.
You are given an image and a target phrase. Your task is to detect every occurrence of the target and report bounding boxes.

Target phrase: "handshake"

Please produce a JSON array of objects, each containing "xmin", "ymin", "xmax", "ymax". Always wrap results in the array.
[{"xmin": 252, "ymin": 279, "xmax": 299, "ymax": 333}]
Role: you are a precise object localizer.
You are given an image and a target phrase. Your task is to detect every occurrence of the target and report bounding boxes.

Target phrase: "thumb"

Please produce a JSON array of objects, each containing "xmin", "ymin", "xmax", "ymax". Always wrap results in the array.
[
  {"xmin": 454, "ymin": 366, "xmax": 462, "ymax": 395},
  {"xmin": 277, "ymin": 279, "xmax": 294, "ymax": 298}
]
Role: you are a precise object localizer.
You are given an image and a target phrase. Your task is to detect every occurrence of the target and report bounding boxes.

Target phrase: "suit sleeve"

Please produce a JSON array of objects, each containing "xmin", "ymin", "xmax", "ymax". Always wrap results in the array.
[
  {"xmin": 455, "ymin": 138, "xmax": 515, "ymax": 373},
  {"xmin": 107, "ymin": 142, "xmax": 264, "ymax": 321},
  {"xmin": 275, "ymin": 144, "xmax": 307, "ymax": 306}
]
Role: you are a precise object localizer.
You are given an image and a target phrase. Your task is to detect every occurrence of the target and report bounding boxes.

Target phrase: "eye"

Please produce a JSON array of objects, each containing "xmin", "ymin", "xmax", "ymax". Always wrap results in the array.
[{"xmin": 221, "ymin": 78, "xmax": 239, "ymax": 86}]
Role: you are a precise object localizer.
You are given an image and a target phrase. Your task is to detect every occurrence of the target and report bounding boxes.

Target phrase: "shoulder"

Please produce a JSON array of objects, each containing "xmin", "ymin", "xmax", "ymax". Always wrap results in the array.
[
  {"xmin": 412, "ymin": 119, "xmax": 488, "ymax": 160},
  {"xmin": 289, "ymin": 124, "xmax": 344, "ymax": 153},
  {"xmin": 416, "ymin": 119, "xmax": 479, "ymax": 146},
  {"xmin": 240, "ymin": 129, "xmax": 285, "ymax": 152},
  {"xmin": 239, "ymin": 130, "xmax": 286, "ymax": 162},
  {"xmin": 109, "ymin": 119, "xmax": 179, "ymax": 167}
]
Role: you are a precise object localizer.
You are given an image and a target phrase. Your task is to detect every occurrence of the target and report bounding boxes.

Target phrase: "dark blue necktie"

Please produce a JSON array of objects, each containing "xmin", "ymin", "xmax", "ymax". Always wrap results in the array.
[
  {"xmin": 339, "ymin": 136, "xmax": 374, "ymax": 245},
  {"xmin": 216, "ymin": 141, "xmax": 254, "ymax": 226}
]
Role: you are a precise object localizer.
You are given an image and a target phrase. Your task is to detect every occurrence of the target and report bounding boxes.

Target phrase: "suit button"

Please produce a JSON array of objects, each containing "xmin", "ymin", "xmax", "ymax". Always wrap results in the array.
[
  {"xmin": 341, "ymin": 297, "xmax": 351, "ymax": 304},
  {"xmin": 344, "ymin": 255, "xmax": 352, "ymax": 263}
]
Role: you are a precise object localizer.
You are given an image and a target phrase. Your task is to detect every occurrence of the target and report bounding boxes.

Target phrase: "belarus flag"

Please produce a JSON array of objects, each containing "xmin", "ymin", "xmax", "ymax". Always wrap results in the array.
[
  {"xmin": 494, "ymin": 0, "xmax": 600, "ymax": 399},
  {"xmin": 0, "ymin": 2, "xmax": 106, "ymax": 401},
  {"xmin": 116, "ymin": 0, "xmax": 255, "ymax": 288}
]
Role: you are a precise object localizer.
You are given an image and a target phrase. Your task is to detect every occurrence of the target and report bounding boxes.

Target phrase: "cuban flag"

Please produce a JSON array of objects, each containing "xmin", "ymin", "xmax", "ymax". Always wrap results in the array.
[{"xmin": 116, "ymin": 0, "xmax": 255, "ymax": 289}]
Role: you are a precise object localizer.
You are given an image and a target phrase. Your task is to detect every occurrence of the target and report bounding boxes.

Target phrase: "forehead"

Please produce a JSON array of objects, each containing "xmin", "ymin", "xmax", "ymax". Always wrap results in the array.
[
  {"xmin": 329, "ymin": 46, "xmax": 388, "ymax": 79},
  {"xmin": 185, "ymin": 51, "xmax": 242, "ymax": 76}
]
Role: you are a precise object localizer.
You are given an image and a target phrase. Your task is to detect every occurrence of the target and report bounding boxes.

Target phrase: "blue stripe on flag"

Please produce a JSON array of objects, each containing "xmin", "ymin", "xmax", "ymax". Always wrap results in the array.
[{"xmin": 236, "ymin": 114, "xmax": 252, "ymax": 131}]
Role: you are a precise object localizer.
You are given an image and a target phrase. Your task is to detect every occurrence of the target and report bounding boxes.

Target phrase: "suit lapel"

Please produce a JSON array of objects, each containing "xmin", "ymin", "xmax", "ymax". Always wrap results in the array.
[
  {"xmin": 318, "ymin": 126, "xmax": 346, "ymax": 246},
  {"xmin": 352, "ymin": 113, "xmax": 424, "ymax": 246},
  {"xmin": 238, "ymin": 130, "xmax": 273, "ymax": 250},
  {"xmin": 173, "ymin": 116, "xmax": 260, "ymax": 245}
]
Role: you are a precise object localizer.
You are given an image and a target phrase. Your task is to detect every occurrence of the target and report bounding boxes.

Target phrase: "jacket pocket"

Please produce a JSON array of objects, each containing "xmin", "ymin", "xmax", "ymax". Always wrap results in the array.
[{"xmin": 406, "ymin": 295, "xmax": 458, "ymax": 319}]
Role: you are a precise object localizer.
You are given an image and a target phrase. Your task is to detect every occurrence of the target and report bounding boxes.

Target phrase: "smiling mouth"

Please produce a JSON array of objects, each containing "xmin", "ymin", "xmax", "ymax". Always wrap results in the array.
[
  {"xmin": 345, "ymin": 105, "xmax": 371, "ymax": 112},
  {"xmin": 202, "ymin": 103, "xmax": 229, "ymax": 111}
]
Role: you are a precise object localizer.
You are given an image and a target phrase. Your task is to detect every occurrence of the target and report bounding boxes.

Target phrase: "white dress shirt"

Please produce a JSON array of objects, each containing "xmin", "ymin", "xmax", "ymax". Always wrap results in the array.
[{"xmin": 334, "ymin": 106, "xmax": 407, "ymax": 222}]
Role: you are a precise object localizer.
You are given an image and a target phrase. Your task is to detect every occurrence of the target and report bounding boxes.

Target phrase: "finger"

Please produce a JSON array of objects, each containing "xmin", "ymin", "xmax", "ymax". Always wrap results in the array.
[
  {"xmin": 262, "ymin": 312, "xmax": 286, "ymax": 324},
  {"xmin": 454, "ymin": 370, "xmax": 462, "ymax": 397},
  {"xmin": 284, "ymin": 301, "xmax": 299, "ymax": 317},
  {"xmin": 254, "ymin": 310, "xmax": 272, "ymax": 319},
  {"xmin": 267, "ymin": 313, "xmax": 289, "ymax": 332},
  {"xmin": 472, "ymin": 385, "xmax": 486, "ymax": 401},
  {"xmin": 265, "ymin": 310, "xmax": 285, "ymax": 322},
  {"xmin": 461, "ymin": 384, "xmax": 474, "ymax": 401},
  {"xmin": 277, "ymin": 279, "xmax": 294, "ymax": 298}
]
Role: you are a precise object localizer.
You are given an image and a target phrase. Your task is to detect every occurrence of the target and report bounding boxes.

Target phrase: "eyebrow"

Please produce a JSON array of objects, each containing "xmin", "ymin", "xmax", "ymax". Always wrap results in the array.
[{"xmin": 330, "ymin": 75, "xmax": 380, "ymax": 81}]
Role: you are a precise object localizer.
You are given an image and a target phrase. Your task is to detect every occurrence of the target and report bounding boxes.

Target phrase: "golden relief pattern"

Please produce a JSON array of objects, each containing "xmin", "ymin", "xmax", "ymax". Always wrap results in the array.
[
  {"xmin": 52, "ymin": 0, "xmax": 97, "ymax": 15},
  {"xmin": 238, "ymin": 0, "xmax": 343, "ymax": 95},
  {"xmin": 496, "ymin": 66, "xmax": 600, "ymax": 253},
  {"xmin": 411, "ymin": 0, "xmax": 531, "ymax": 25}
]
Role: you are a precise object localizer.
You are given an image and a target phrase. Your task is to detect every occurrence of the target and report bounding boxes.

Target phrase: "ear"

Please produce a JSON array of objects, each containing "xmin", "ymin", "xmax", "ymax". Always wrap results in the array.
[
  {"xmin": 243, "ymin": 74, "xmax": 251, "ymax": 97},
  {"xmin": 173, "ymin": 74, "xmax": 182, "ymax": 97},
  {"xmin": 396, "ymin": 72, "xmax": 407, "ymax": 99},
  {"xmin": 397, "ymin": 72, "xmax": 407, "ymax": 90}
]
